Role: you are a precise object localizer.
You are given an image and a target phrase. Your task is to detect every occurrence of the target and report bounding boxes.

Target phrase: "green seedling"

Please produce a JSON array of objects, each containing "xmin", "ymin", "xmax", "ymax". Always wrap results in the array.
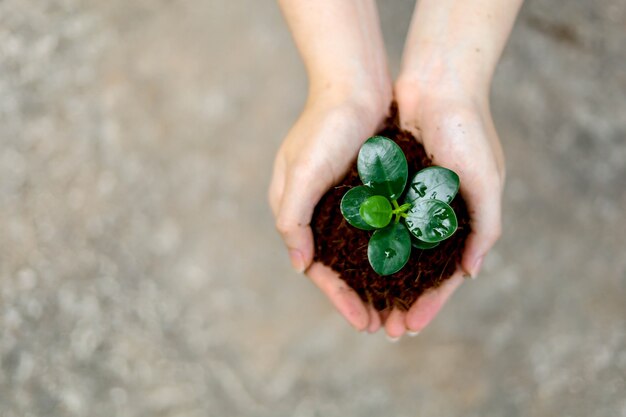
[{"xmin": 340, "ymin": 136, "xmax": 460, "ymax": 276}]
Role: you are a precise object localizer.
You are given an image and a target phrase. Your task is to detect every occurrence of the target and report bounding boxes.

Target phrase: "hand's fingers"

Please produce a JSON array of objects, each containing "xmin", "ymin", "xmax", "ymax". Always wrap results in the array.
[
  {"xmin": 384, "ymin": 308, "xmax": 407, "ymax": 341},
  {"xmin": 307, "ymin": 263, "xmax": 370, "ymax": 331},
  {"xmin": 366, "ymin": 303, "xmax": 382, "ymax": 334},
  {"xmin": 459, "ymin": 173, "xmax": 502, "ymax": 277},
  {"xmin": 405, "ymin": 271, "xmax": 463, "ymax": 332},
  {"xmin": 275, "ymin": 165, "xmax": 328, "ymax": 272}
]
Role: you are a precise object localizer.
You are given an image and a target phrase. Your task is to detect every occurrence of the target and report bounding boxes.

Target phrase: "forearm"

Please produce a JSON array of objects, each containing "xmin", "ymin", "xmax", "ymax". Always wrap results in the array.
[
  {"xmin": 398, "ymin": 0, "xmax": 523, "ymax": 98},
  {"xmin": 278, "ymin": 0, "xmax": 391, "ymax": 108}
]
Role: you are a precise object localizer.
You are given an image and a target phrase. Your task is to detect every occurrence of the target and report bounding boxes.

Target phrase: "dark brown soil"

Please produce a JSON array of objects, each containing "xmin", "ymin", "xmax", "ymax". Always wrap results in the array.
[{"xmin": 311, "ymin": 103, "xmax": 471, "ymax": 312}]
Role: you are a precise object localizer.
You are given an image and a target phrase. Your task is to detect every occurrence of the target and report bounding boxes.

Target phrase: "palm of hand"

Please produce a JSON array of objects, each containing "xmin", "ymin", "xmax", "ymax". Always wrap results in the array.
[{"xmin": 270, "ymin": 93, "xmax": 504, "ymax": 338}]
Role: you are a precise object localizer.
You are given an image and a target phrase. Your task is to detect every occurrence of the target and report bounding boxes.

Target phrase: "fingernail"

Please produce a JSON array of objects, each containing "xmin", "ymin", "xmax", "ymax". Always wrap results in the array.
[
  {"xmin": 386, "ymin": 335, "xmax": 401, "ymax": 343},
  {"xmin": 289, "ymin": 249, "xmax": 305, "ymax": 273},
  {"xmin": 471, "ymin": 256, "xmax": 484, "ymax": 278},
  {"xmin": 407, "ymin": 330, "xmax": 420, "ymax": 337}
]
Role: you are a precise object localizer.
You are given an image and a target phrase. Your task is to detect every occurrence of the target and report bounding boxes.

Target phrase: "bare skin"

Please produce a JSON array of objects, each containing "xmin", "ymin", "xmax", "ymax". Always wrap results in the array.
[{"xmin": 270, "ymin": 0, "xmax": 523, "ymax": 338}]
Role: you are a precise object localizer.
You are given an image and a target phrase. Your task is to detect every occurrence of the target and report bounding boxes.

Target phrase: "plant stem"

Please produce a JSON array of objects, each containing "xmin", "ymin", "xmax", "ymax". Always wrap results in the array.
[
  {"xmin": 391, "ymin": 200, "xmax": 411, "ymax": 215},
  {"xmin": 391, "ymin": 199, "xmax": 412, "ymax": 223},
  {"xmin": 397, "ymin": 203, "xmax": 412, "ymax": 212}
]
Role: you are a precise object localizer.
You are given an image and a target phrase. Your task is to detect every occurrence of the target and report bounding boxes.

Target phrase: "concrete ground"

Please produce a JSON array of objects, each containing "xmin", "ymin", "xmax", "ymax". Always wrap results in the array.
[{"xmin": 1, "ymin": 0, "xmax": 625, "ymax": 416}]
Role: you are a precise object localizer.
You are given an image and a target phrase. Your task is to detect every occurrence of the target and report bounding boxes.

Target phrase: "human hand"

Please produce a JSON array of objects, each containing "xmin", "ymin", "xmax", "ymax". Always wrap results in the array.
[
  {"xmin": 269, "ymin": 90, "xmax": 390, "ymax": 332},
  {"xmin": 380, "ymin": 77, "xmax": 505, "ymax": 339},
  {"xmin": 274, "ymin": 0, "xmax": 394, "ymax": 333},
  {"xmin": 374, "ymin": 0, "xmax": 519, "ymax": 341},
  {"xmin": 275, "ymin": 0, "xmax": 518, "ymax": 337}
]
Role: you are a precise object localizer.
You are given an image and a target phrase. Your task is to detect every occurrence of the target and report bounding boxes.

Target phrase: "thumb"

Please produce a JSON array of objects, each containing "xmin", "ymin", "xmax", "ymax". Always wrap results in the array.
[{"xmin": 275, "ymin": 167, "xmax": 327, "ymax": 272}]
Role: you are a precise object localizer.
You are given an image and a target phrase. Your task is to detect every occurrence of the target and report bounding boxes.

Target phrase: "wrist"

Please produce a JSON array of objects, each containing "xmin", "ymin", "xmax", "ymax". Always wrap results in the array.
[
  {"xmin": 398, "ymin": 37, "xmax": 500, "ymax": 102},
  {"xmin": 395, "ymin": 76, "xmax": 487, "ymax": 109},
  {"xmin": 396, "ymin": 70, "xmax": 491, "ymax": 107},
  {"xmin": 307, "ymin": 73, "xmax": 392, "ymax": 118},
  {"xmin": 395, "ymin": 59, "xmax": 491, "ymax": 117},
  {"xmin": 394, "ymin": 73, "xmax": 490, "ymax": 127}
]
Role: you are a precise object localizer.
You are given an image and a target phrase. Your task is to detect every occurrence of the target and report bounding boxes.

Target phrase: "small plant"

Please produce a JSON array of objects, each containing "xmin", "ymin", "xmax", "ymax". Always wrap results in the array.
[{"xmin": 340, "ymin": 136, "xmax": 460, "ymax": 276}]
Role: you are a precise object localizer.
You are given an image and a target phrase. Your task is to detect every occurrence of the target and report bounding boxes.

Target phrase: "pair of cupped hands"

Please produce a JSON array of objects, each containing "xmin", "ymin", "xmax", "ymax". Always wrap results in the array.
[{"xmin": 269, "ymin": 76, "xmax": 505, "ymax": 339}]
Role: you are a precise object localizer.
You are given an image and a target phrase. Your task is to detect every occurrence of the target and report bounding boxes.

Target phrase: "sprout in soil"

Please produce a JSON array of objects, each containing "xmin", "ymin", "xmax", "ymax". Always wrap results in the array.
[{"xmin": 340, "ymin": 136, "xmax": 460, "ymax": 276}]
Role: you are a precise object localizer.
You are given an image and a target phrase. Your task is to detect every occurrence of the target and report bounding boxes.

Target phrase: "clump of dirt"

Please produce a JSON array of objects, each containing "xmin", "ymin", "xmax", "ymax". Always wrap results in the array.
[{"xmin": 311, "ymin": 103, "xmax": 471, "ymax": 311}]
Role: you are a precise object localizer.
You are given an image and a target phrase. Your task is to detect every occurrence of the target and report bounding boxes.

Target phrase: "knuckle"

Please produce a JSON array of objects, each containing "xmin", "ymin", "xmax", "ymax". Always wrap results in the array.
[
  {"xmin": 267, "ymin": 177, "xmax": 284, "ymax": 216},
  {"xmin": 274, "ymin": 216, "xmax": 293, "ymax": 236}
]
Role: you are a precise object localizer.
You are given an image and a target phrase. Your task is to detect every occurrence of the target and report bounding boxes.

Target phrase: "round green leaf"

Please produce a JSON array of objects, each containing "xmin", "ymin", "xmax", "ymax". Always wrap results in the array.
[
  {"xmin": 340, "ymin": 186, "xmax": 376, "ymax": 230},
  {"xmin": 411, "ymin": 236, "xmax": 440, "ymax": 250},
  {"xmin": 359, "ymin": 195, "xmax": 392, "ymax": 229},
  {"xmin": 357, "ymin": 136, "xmax": 408, "ymax": 200},
  {"xmin": 367, "ymin": 223, "xmax": 412, "ymax": 276},
  {"xmin": 404, "ymin": 166, "xmax": 460, "ymax": 205},
  {"xmin": 404, "ymin": 199, "xmax": 458, "ymax": 243}
]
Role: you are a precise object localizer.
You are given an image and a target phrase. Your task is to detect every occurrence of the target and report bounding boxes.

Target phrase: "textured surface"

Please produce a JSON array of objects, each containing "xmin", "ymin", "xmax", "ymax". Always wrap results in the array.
[{"xmin": 1, "ymin": 0, "xmax": 625, "ymax": 416}]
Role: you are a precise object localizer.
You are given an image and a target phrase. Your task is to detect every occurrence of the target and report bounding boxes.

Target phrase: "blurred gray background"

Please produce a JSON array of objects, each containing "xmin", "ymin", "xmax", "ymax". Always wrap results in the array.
[{"xmin": 1, "ymin": 0, "xmax": 625, "ymax": 416}]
